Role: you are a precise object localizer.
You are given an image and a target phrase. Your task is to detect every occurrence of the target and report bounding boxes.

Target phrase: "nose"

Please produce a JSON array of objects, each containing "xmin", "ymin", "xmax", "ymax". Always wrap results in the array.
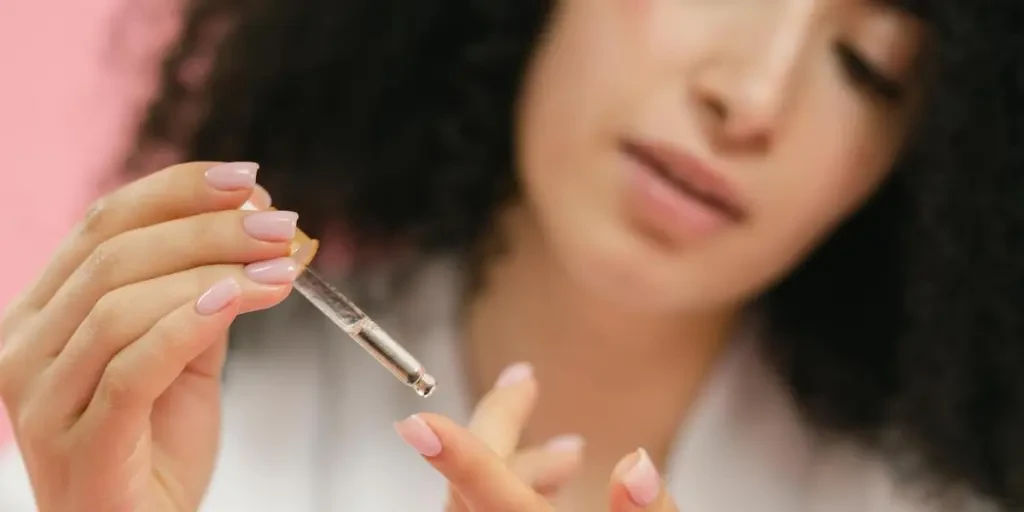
[{"xmin": 690, "ymin": 1, "xmax": 819, "ymax": 150}]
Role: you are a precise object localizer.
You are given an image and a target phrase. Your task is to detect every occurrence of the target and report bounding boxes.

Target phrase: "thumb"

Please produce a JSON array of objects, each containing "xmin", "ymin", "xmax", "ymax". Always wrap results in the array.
[{"xmin": 607, "ymin": 449, "xmax": 679, "ymax": 512}]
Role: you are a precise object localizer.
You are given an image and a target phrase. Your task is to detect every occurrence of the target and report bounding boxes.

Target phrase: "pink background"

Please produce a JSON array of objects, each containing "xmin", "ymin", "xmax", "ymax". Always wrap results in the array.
[{"xmin": 0, "ymin": 0, "xmax": 177, "ymax": 447}]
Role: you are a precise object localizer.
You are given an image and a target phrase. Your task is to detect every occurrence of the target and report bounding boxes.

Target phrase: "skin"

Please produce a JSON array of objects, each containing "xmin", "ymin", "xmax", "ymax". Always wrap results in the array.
[
  {"xmin": 0, "ymin": 163, "xmax": 296, "ymax": 511},
  {"xmin": 396, "ymin": 369, "xmax": 681, "ymax": 511},
  {"xmin": 0, "ymin": 0, "xmax": 926, "ymax": 511},
  {"xmin": 514, "ymin": 0, "xmax": 923, "ymax": 314},
  {"xmin": 458, "ymin": 0, "xmax": 925, "ymax": 509}
]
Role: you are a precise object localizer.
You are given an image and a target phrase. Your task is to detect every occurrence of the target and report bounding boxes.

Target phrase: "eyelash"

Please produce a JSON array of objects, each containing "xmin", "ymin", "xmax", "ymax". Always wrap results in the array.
[{"xmin": 835, "ymin": 43, "xmax": 906, "ymax": 103}]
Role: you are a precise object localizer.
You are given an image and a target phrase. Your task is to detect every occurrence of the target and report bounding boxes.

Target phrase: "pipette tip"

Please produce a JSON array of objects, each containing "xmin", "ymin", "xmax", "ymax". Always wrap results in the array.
[{"xmin": 412, "ymin": 373, "xmax": 437, "ymax": 397}]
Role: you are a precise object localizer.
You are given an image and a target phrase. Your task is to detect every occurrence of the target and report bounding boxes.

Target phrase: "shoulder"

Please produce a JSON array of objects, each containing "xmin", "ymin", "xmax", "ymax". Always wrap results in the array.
[
  {"xmin": 805, "ymin": 439, "xmax": 1001, "ymax": 512},
  {"xmin": 684, "ymin": 328, "xmax": 994, "ymax": 512}
]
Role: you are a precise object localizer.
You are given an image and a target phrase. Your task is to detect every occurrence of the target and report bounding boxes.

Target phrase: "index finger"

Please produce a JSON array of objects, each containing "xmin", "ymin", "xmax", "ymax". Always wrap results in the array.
[
  {"xmin": 8, "ymin": 161, "xmax": 259, "ymax": 319},
  {"xmin": 608, "ymin": 449, "xmax": 679, "ymax": 512},
  {"xmin": 395, "ymin": 413, "xmax": 551, "ymax": 512},
  {"xmin": 468, "ymin": 362, "xmax": 538, "ymax": 458}
]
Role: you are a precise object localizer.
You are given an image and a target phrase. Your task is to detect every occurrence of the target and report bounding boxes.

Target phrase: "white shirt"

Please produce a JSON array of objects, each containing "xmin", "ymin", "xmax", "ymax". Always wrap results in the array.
[{"xmin": 0, "ymin": 257, "xmax": 974, "ymax": 511}]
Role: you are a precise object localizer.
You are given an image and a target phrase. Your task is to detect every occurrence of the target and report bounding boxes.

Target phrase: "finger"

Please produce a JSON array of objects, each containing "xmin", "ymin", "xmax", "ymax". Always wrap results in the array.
[
  {"xmin": 444, "ymin": 363, "xmax": 537, "ymax": 511},
  {"xmin": 10, "ymin": 161, "xmax": 258, "ymax": 319},
  {"xmin": 607, "ymin": 449, "xmax": 679, "ymax": 512},
  {"xmin": 29, "ymin": 208, "xmax": 298, "ymax": 357},
  {"xmin": 250, "ymin": 184, "xmax": 272, "ymax": 209},
  {"xmin": 445, "ymin": 436, "xmax": 584, "ymax": 511},
  {"xmin": 468, "ymin": 362, "xmax": 538, "ymax": 458},
  {"xmin": 238, "ymin": 201, "xmax": 319, "ymax": 267},
  {"xmin": 38, "ymin": 260, "xmax": 297, "ymax": 426},
  {"xmin": 72, "ymin": 277, "xmax": 242, "ymax": 464},
  {"xmin": 396, "ymin": 413, "xmax": 551, "ymax": 512},
  {"xmin": 445, "ymin": 439, "xmax": 581, "ymax": 512},
  {"xmin": 509, "ymin": 435, "xmax": 585, "ymax": 496}
]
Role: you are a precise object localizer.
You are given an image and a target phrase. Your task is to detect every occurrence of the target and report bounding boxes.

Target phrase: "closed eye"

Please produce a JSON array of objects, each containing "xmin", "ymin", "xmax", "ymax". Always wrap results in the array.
[{"xmin": 835, "ymin": 42, "xmax": 906, "ymax": 103}]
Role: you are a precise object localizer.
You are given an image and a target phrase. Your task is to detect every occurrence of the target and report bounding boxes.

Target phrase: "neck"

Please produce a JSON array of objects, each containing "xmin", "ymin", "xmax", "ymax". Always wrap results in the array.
[{"xmin": 462, "ymin": 209, "xmax": 742, "ymax": 465}]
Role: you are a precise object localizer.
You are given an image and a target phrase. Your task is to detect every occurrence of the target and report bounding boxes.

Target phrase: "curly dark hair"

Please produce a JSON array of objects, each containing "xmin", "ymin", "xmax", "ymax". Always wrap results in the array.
[{"xmin": 125, "ymin": 0, "xmax": 1024, "ymax": 508}]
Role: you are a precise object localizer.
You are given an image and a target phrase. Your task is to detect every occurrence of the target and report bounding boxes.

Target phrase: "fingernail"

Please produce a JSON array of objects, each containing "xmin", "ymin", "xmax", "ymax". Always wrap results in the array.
[
  {"xmin": 244, "ymin": 257, "xmax": 300, "ymax": 285},
  {"xmin": 205, "ymin": 162, "xmax": 259, "ymax": 191},
  {"xmin": 394, "ymin": 415, "xmax": 442, "ymax": 457},
  {"xmin": 623, "ymin": 448, "xmax": 660, "ymax": 506},
  {"xmin": 195, "ymin": 278, "xmax": 241, "ymax": 315},
  {"xmin": 243, "ymin": 211, "xmax": 298, "ymax": 242},
  {"xmin": 495, "ymin": 362, "xmax": 533, "ymax": 388},
  {"xmin": 544, "ymin": 434, "xmax": 585, "ymax": 453}
]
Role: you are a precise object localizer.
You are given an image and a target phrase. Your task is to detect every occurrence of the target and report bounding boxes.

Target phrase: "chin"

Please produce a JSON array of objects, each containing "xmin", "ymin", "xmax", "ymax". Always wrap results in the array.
[
  {"xmin": 548, "ymin": 212, "xmax": 781, "ymax": 321},
  {"xmin": 550, "ymin": 226, "xmax": 706, "ymax": 315}
]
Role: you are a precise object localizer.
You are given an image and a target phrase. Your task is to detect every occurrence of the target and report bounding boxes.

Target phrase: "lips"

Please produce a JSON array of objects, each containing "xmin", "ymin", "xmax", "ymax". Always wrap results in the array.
[{"xmin": 621, "ymin": 139, "xmax": 748, "ymax": 222}]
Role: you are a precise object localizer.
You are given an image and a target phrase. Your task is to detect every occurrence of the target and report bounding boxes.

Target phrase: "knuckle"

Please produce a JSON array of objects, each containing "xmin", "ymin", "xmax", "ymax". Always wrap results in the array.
[
  {"xmin": 81, "ymin": 240, "xmax": 122, "ymax": 285},
  {"xmin": 84, "ymin": 292, "xmax": 121, "ymax": 338},
  {"xmin": 0, "ymin": 294, "xmax": 30, "ymax": 341},
  {"xmin": 81, "ymin": 196, "xmax": 117, "ymax": 237},
  {"xmin": 13, "ymin": 402, "xmax": 51, "ymax": 445},
  {"xmin": 148, "ymin": 317, "xmax": 191, "ymax": 355},
  {"xmin": 186, "ymin": 213, "xmax": 219, "ymax": 246},
  {"xmin": 14, "ymin": 408, "xmax": 36, "ymax": 437},
  {"xmin": 98, "ymin": 363, "xmax": 140, "ymax": 408}
]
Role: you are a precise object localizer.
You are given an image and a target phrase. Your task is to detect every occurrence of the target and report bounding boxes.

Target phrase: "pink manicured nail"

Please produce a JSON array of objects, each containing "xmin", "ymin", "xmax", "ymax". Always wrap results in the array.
[
  {"xmin": 623, "ymin": 448, "xmax": 660, "ymax": 506},
  {"xmin": 394, "ymin": 415, "xmax": 442, "ymax": 457},
  {"xmin": 242, "ymin": 211, "xmax": 298, "ymax": 242},
  {"xmin": 195, "ymin": 278, "xmax": 241, "ymax": 315},
  {"xmin": 244, "ymin": 257, "xmax": 300, "ymax": 285},
  {"xmin": 495, "ymin": 362, "xmax": 533, "ymax": 388},
  {"xmin": 544, "ymin": 434, "xmax": 585, "ymax": 453},
  {"xmin": 205, "ymin": 162, "xmax": 259, "ymax": 190}
]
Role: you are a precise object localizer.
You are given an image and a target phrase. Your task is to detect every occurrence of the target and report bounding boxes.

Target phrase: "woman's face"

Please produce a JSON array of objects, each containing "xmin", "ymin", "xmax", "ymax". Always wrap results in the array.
[{"xmin": 515, "ymin": 0, "xmax": 926, "ymax": 313}]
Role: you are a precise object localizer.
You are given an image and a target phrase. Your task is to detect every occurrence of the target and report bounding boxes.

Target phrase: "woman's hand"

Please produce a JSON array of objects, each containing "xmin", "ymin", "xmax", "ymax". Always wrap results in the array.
[
  {"xmin": 398, "ymin": 363, "xmax": 585, "ymax": 511},
  {"xmin": 394, "ymin": 363, "xmax": 681, "ymax": 511},
  {"xmin": 0, "ymin": 162, "xmax": 297, "ymax": 512}
]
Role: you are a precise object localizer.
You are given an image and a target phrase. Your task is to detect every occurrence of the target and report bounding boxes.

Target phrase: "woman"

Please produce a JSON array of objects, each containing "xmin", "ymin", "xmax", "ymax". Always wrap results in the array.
[{"xmin": 1, "ymin": 0, "xmax": 1022, "ymax": 510}]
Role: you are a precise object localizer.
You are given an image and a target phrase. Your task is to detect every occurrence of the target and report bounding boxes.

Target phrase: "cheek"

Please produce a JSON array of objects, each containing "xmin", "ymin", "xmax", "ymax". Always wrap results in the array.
[
  {"xmin": 624, "ymin": 0, "xmax": 653, "ymax": 19},
  {"xmin": 515, "ymin": 1, "xmax": 647, "ymax": 221},
  {"xmin": 759, "ymin": 106, "xmax": 901, "ymax": 265},
  {"xmin": 694, "ymin": 116, "xmax": 901, "ymax": 307}
]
